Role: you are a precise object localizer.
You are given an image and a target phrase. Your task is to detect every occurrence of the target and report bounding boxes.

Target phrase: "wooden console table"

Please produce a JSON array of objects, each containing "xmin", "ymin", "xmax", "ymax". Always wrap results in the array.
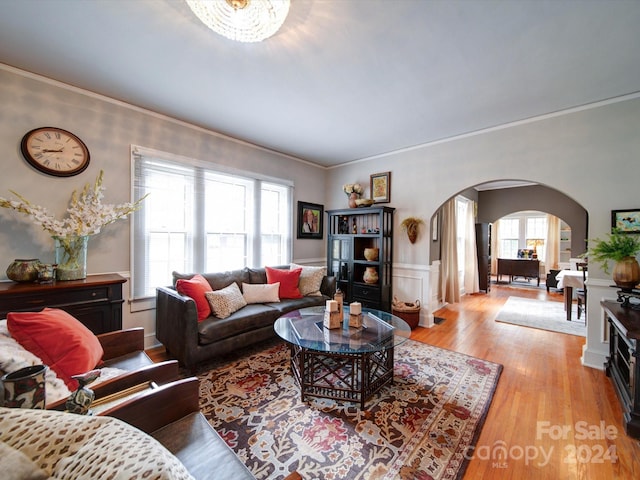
[
  {"xmin": 497, "ymin": 258, "xmax": 540, "ymax": 286},
  {"xmin": 0, "ymin": 274, "xmax": 126, "ymax": 334},
  {"xmin": 602, "ymin": 300, "xmax": 640, "ymax": 438}
]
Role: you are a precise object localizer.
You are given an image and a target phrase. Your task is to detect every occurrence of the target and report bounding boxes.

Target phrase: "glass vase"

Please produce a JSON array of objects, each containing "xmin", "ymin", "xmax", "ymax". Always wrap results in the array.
[{"xmin": 54, "ymin": 235, "xmax": 89, "ymax": 281}]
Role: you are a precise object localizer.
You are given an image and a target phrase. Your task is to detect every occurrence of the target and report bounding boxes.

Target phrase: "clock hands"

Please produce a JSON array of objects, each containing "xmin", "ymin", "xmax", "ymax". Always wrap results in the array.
[{"xmin": 42, "ymin": 148, "xmax": 64, "ymax": 153}]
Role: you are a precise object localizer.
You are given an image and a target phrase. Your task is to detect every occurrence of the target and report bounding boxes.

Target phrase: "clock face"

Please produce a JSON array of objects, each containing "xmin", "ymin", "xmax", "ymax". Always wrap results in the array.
[{"xmin": 21, "ymin": 127, "xmax": 90, "ymax": 177}]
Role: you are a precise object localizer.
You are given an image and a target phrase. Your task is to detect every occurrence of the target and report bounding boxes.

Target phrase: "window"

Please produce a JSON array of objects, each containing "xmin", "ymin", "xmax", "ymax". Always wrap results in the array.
[
  {"xmin": 498, "ymin": 212, "xmax": 547, "ymax": 259},
  {"xmin": 526, "ymin": 216, "xmax": 547, "ymax": 260},
  {"xmin": 131, "ymin": 146, "xmax": 292, "ymax": 303},
  {"xmin": 499, "ymin": 218, "xmax": 519, "ymax": 259}
]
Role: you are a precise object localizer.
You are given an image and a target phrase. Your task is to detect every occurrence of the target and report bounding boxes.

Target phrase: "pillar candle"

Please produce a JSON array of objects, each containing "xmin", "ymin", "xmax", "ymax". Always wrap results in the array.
[
  {"xmin": 350, "ymin": 302, "xmax": 361, "ymax": 315},
  {"xmin": 326, "ymin": 300, "xmax": 338, "ymax": 312}
]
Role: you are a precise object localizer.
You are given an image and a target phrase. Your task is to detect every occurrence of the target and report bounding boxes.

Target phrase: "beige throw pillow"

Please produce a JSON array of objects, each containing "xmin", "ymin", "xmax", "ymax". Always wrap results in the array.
[
  {"xmin": 205, "ymin": 283, "xmax": 247, "ymax": 319},
  {"xmin": 290, "ymin": 263, "xmax": 326, "ymax": 296},
  {"xmin": 242, "ymin": 282, "xmax": 280, "ymax": 303}
]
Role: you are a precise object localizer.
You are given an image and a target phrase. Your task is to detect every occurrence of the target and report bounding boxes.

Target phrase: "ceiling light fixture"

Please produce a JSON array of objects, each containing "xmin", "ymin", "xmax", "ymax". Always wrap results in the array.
[{"xmin": 185, "ymin": 0, "xmax": 290, "ymax": 43}]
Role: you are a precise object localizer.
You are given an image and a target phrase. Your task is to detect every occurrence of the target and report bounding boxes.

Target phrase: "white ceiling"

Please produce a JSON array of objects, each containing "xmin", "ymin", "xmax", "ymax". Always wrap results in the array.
[{"xmin": 1, "ymin": 0, "xmax": 639, "ymax": 168}]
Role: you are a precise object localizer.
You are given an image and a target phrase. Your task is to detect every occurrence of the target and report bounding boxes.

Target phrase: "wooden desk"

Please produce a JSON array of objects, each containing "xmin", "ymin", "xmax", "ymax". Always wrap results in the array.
[
  {"xmin": 0, "ymin": 273, "xmax": 126, "ymax": 334},
  {"xmin": 497, "ymin": 258, "xmax": 540, "ymax": 286}
]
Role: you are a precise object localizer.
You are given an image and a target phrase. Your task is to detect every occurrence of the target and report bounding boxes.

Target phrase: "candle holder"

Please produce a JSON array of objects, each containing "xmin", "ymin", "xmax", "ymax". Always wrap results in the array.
[
  {"xmin": 349, "ymin": 301, "xmax": 363, "ymax": 328},
  {"xmin": 324, "ymin": 309, "xmax": 342, "ymax": 329},
  {"xmin": 349, "ymin": 312, "xmax": 363, "ymax": 328}
]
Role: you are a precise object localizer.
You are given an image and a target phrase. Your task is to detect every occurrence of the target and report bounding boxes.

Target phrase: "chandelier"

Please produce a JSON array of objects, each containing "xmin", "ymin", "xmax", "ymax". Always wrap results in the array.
[{"xmin": 185, "ymin": 0, "xmax": 291, "ymax": 43}]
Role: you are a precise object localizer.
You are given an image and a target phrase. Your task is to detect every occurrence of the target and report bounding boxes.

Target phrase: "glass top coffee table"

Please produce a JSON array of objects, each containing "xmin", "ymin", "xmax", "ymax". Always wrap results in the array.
[{"xmin": 274, "ymin": 306, "xmax": 411, "ymax": 408}]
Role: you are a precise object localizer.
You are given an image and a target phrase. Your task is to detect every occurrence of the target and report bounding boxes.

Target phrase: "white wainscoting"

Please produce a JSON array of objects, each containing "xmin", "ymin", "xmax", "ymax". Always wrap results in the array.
[{"xmin": 393, "ymin": 261, "xmax": 440, "ymax": 328}]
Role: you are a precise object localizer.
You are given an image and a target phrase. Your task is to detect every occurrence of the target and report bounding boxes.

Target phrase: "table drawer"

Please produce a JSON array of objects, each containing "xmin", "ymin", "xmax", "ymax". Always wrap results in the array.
[{"xmin": 5, "ymin": 286, "xmax": 111, "ymax": 311}]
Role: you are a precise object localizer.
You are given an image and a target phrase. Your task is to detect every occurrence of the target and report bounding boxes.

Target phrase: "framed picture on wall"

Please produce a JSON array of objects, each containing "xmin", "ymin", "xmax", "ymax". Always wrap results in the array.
[
  {"xmin": 370, "ymin": 171, "xmax": 391, "ymax": 203},
  {"xmin": 611, "ymin": 209, "xmax": 640, "ymax": 233},
  {"xmin": 297, "ymin": 201, "xmax": 324, "ymax": 239}
]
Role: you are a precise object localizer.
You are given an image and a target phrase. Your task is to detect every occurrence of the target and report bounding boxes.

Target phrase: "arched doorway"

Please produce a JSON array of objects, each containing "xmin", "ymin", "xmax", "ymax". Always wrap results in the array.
[{"xmin": 430, "ymin": 180, "xmax": 588, "ymax": 303}]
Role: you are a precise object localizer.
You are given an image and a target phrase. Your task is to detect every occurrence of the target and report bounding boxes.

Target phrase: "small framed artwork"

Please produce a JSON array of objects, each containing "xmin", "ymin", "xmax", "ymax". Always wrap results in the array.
[
  {"xmin": 370, "ymin": 171, "xmax": 391, "ymax": 203},
  {"xmin": 611, "ymin": 209, "xmax": 640, "ymax": 234},
  {"xmin": 297, "ymin": 201, "xmax": 324, "ymax": 239}
]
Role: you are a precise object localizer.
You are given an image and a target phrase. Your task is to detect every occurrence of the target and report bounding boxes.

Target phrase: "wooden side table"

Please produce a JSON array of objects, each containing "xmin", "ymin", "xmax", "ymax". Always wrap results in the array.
[{"xmin": 0, "ymin": 273, "xmax": 126, "ymax": 334}]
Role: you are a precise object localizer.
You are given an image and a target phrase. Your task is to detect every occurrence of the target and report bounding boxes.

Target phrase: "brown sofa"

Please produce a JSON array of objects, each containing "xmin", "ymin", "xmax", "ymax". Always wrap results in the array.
[{"xmin": 156, "ymin": 266, "xmax": 335, "ymax": 369}]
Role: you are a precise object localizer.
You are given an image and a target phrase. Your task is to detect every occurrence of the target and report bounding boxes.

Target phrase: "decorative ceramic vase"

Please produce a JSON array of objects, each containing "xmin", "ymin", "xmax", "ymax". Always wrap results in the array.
[
  {"xmin": 2, "ymin": 364, "xmax": 48, "ymax": 409},
  {"xmin": 6, "ymin": 259, "xmax": 41, "ymax": 282},
  {"xmin": 54, "ymin": 235, "xmax": 89, "ymax": 281},
  {"xmin": 348, "ymin": 192, "xmax": 358, "ymax": 208},
  {"xmin": 363, "ymin": 267, "xmax": 378, "ymax": 284},
  {"xmin": 364, "ymin": 247, "xmax": 379, "ymax": 261},
  {"xmin": 66, "ymin": 369, "xmax": 101, "ymax": 415},
  {"xmin": 612, "ymin": 256, "xmax": 640, "ymax": 290}
]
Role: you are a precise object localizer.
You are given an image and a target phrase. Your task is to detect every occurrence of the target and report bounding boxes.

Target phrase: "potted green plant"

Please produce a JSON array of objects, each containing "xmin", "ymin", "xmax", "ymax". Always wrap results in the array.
[{"xmin": 586, "ymin": 228, "xmax": 640, "ymax": 289}]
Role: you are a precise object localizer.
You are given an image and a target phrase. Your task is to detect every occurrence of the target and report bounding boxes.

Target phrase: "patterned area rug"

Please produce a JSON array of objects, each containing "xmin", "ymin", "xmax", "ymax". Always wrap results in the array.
[
  {"xmin": 495, "ymin": 296, "xmax": 586, "ymax": 337},
  {"xmin": 197, "ymin": 339, "xmax": 502, "ymax": 480}
]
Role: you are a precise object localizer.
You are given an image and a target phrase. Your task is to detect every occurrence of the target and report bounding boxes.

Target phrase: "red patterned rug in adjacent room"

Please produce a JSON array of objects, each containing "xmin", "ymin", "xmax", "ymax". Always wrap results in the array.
[{"xmin": 197, "ymin": 339, "xmax": 502, "ymax": 480}]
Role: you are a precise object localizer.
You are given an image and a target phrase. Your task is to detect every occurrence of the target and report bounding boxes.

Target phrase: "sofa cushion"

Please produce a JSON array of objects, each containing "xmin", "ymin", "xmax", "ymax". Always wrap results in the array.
[
  {"xmin": 242, "ymin": 282, "xmax": 280, "ymax": 304},
  {"xmin": 265, "ymin": 296, "xmax": 329, "ymax": 314},
  {"xmin": 201, "ymin": 269, "xmax": 251, "ymax": 291},
  {"xmin": 266, "ymin": 266, "xmax": 302, "ymax": 299},
  {"xmin": 7, "ymin": 308, "xmax": 104, "ymax": 390},
  {"xmin": 205, "ymin": 283, "xmax": 247, "ymax": 319},
  {"xmin": 198, "ymin": 304, "xmax": 279, "ymax": 344},
  {"xmin": 290, "ymin": 263, "xmax": 327, "ymax": 296},
  {"xmin": 175, "ymin": 274, "xmax": 212, "ymax": 321}
]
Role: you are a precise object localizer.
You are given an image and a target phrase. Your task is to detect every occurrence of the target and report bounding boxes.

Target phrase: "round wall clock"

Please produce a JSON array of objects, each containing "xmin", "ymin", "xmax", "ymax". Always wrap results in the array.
[{"xmin": 20, "ymin": 127, "xmax": 90, "ymax": 177}]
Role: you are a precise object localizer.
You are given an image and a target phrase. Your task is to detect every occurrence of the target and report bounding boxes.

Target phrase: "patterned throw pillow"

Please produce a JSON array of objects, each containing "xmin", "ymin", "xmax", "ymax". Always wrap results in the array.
[
  {"xmin": 205, "ymin": 283, "xmax": 247, "ymax": 319},
  {"xmin": 0, "ymin": 407, "xmax": 194, "ymax": 480},
  {"xmin": 290, "ymin": 263, "xmax": 327, "ymax": 296}
]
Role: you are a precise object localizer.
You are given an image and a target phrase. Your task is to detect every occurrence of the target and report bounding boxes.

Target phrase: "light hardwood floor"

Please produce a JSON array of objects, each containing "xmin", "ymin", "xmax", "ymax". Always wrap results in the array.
[
  {"xmin": 416, "ymin": 282, "xmax": 640, "ymax": 479},
  {"xmin": 148, "ymin": 282, "xmax": 640, "ymax": 479}
]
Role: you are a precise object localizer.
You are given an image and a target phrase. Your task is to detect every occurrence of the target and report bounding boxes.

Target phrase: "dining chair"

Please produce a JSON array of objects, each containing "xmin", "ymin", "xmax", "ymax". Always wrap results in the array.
[{"xmin": 576, "ymin": 262, "xmax": 587, "ymax": 320}]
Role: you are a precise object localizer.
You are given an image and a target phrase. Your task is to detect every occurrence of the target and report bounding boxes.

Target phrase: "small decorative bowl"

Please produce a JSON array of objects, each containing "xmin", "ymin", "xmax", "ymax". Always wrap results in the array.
[{"xmin": 355, "ymin": 198, "xmax": 374, "ymax": 207}]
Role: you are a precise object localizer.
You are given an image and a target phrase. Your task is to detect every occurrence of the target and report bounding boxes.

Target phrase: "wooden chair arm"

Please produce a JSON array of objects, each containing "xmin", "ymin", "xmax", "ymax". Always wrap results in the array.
[
  {"xmin": 100, "ymin": 377, "xmax": 200, "ymax": 434},
  {"xmin": 47, "ymin": 360, "xmax": 180, "ymax": 411},
  {"xmin": 97, "ymin": 327, "xmax": 145, "ymax": 360}
]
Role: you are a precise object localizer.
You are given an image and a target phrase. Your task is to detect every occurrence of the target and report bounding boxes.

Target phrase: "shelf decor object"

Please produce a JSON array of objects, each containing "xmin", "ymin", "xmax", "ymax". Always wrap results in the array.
[{"xmin": 185, "ymin": 0, "xmax": 290, "ymax": 43}]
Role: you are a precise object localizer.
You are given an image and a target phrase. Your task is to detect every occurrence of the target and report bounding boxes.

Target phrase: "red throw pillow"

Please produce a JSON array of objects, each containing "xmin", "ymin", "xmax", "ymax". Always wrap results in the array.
[
  {"xmin": 265, "ymin": 266, "xmax": 302, "ymax": 299},
  {"xmin": 7, "ymin": 308, "xmax": 104, "ymax": 390},
  {"xmin": 176, "ymin": 274, "xmax": 212, "ymax": 321}
]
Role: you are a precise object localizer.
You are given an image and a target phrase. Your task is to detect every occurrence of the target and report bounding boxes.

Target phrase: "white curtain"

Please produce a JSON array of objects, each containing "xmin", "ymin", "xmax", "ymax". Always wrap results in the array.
[
  {"xmin": 440, "ymin": 198, "xmax": 460, "ymax": 304},
  {"xmin": 464, "ymin": 200, "xmax": 480, "ymax": 294},
  {"xmin": 546, "ymin": 214, "xmax": 560, "ymax": 271},
  {"xmin": 491, "ymin": 220, "xmax": 500, "ymax": 275}
]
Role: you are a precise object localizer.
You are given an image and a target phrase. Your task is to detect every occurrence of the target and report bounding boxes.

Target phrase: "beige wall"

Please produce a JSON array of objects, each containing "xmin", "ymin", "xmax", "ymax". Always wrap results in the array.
[
  {"xmin": 328, "ymin": 94, "xmax": 640, "ymax": 368},
  {"xmin": 3, "ymin": 64, "xmax": 640, "ymax": 368},
  {"xmin": 0, "ymin": 66, "xmax": 326, "ymax": 342}
]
